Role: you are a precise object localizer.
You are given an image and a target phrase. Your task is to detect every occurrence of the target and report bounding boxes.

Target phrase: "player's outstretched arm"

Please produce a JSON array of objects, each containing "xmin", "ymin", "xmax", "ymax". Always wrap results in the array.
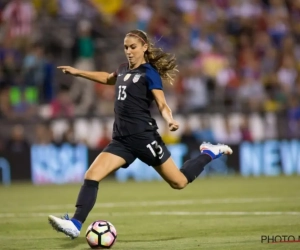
[
  {"xmin": 57, "ymin": 66, "xmax": 116, "ymax": 85},
  {"xmin": 152, "ymin": 89, "xmax": 179, "ymax": 131}
]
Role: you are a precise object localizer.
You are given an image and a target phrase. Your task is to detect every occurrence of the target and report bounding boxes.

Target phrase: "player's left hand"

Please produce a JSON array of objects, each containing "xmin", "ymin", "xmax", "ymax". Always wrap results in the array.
[{"xmin": 169, "ymin": 120, "xmax": 179, "ymax": 131}]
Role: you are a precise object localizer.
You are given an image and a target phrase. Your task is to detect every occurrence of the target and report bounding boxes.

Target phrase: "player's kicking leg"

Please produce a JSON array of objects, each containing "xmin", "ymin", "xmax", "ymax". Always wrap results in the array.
[{"xmin": 154, "ymin": 142, "xmax": 233, "ymax": 189}]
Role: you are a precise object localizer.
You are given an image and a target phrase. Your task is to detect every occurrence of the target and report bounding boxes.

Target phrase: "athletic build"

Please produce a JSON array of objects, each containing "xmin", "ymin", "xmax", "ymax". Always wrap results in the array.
[{"xmin": 48, "ymin": 30, "xmax": 233, "ymax": 239}]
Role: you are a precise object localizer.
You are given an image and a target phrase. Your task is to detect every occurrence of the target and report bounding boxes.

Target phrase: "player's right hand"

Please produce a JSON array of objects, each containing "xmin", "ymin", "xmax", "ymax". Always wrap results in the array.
[{"xmin": 57, "ymin": 66, "xmax": 80, "ymax": 76}]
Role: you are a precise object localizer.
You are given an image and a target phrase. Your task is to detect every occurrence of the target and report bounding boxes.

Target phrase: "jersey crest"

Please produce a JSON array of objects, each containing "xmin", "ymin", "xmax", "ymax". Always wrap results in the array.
[
  {"xmin": 124, "ymin": 73, "xmax": 131, "ymax": 81},
  {"xmin": 133, "ymin": 73, "xmax": 141, "ymax": 83}
]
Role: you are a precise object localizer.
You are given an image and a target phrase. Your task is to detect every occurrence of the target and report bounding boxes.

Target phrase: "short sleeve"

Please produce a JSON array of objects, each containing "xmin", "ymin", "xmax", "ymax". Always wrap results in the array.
[{"xmin": 145, "ymin": 68, "xmax": 163, "ymax": 90}]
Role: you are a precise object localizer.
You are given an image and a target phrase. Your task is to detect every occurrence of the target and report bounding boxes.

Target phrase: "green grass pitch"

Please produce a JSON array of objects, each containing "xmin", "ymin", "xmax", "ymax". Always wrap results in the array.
[{"xmin": 0, "ymin": 175, "xmax": 299, "ymax": 250}]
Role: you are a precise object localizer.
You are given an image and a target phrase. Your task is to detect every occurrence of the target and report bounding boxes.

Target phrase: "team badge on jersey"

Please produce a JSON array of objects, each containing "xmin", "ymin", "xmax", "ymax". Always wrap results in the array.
[
  {"xmin": 124, "ymin": 74, "xmax": 131, "ymax": 81},
  {"xmin": 133, "ymin": 74, "xmax": 141, "ymax": 83}
]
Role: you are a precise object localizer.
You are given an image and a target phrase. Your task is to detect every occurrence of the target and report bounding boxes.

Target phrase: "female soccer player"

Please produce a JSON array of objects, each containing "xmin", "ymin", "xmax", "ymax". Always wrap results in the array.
[{"xmin": 48, "ymin": 29, "xmax": 233, "ymax": 238}]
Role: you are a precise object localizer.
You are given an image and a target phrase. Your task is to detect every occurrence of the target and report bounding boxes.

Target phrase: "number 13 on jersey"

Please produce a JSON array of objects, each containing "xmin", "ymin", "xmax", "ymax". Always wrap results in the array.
[{"xmin": 118, "ymin": 85, "xmax": 127, "ymax": 100}]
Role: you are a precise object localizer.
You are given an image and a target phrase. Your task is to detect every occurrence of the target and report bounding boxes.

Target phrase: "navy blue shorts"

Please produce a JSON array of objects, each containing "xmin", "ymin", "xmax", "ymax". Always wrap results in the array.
[{"xmin": 102, "ymin": 130, "xmax": 171, "ymax": 168}]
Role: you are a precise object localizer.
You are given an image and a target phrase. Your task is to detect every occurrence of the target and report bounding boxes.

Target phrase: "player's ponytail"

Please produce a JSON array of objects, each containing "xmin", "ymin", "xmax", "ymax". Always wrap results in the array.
[{"xmin": 126, "ymin": 30, "xmax": 178, "ymax": 85}]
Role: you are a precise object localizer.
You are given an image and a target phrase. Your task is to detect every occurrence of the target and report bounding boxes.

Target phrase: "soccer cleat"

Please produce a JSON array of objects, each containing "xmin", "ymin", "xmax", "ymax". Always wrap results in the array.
[
  {"xmin": 48, "ymin": 214, "xmax": 81, "ymax": 239},
  {"xmin": 200, "ymin": 142, "xmax": 233, "ymax": 160}
]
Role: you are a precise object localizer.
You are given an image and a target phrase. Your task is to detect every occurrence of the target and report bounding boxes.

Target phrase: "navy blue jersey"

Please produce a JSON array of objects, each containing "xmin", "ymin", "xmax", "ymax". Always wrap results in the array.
[{"xmin": 112, "ymin": 63, "xmax": 163, "ymax": 138}]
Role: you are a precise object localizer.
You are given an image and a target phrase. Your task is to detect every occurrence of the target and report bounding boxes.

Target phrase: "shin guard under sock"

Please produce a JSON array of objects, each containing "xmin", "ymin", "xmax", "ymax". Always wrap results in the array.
[
  {"xmin": 73, "ymin": 179, "xmax": 99, "ymax": 223},
  {"xmin": 180, "ymin": 154, "xmax": 211, "ymax": 183}
]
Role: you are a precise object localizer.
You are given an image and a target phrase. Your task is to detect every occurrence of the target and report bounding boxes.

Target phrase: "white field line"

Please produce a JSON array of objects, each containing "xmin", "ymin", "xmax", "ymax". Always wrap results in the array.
[
  {"xmin": 32, "ymin": 197, "xmax": 298, "ymax": 210},
  {"xmin": 0, "ymin": 211, "xmax": 299, "ymax": 218}
]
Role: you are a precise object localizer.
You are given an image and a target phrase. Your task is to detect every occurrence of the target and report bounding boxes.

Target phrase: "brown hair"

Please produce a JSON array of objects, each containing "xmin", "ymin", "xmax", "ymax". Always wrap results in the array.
[{"xmin": 126, "ymin": 30, "xmax": 178, "ymax": 84}]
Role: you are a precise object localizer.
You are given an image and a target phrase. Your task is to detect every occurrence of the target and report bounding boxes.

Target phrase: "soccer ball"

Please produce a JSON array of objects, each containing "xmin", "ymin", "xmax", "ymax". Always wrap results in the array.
[{"xmin": 86, "ymin": 220, "xmax": 117, "ymax": 249}]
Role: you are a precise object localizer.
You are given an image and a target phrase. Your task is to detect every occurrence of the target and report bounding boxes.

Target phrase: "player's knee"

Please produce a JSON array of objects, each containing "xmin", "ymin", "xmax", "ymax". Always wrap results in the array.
[
  {"xmin": 85, "ymin": 161, "xmax": 117, "ymax": 181},
  {"xmin": 84, "ymin": 166, "xmax": 105, "ymax": 181},
  {"xmin": 169, "ymin": 181, "xmax": 187, "ymax": 190},
  {"xmin": 84, "ymin": 168, "xmax": 97, "ymax": 180}
]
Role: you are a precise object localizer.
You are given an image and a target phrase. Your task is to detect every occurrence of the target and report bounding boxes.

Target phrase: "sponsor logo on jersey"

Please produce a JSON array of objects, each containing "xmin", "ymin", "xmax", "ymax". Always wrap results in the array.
[
  {"xmin": 124, "ymin": 73, "xmax": 131, "ymax": 81},
  {"xmin": 133, "ymin": 74, "xmax": 141, "ymax": 83}
]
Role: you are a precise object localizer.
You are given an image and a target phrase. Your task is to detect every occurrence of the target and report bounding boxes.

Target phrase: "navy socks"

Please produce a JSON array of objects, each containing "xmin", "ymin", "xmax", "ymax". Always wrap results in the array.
[
  {"xmin": 73, "ymin": 179, "xmax": 99, "ymax": 224},
  {"xmin": 180, "ymin": 154, "xmax": 211, "ymax": 183}
]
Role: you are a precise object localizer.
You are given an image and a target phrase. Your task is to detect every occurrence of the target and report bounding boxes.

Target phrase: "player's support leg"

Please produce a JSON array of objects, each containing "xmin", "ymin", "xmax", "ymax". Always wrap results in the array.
[
  {"xmin": 48, "ymin": 152, "xmax": 126, "ymax": 239},
  {"xmin": 154, "ymin": 142, "xmax": 233, "ymax": 189},
  {"xmin": 48, "ymin": 214, "xmax": 81, "ymax": 239}
]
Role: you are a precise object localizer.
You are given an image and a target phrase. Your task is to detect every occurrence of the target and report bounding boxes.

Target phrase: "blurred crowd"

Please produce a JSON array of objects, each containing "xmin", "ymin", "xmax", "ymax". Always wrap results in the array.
[
  {"xmin": 0, "ymin": 0, "xmax": 300, "ymax": 145},
  {"xmin": 0, "ymin": 114, "xmax": 253, "ymax": 154}
]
